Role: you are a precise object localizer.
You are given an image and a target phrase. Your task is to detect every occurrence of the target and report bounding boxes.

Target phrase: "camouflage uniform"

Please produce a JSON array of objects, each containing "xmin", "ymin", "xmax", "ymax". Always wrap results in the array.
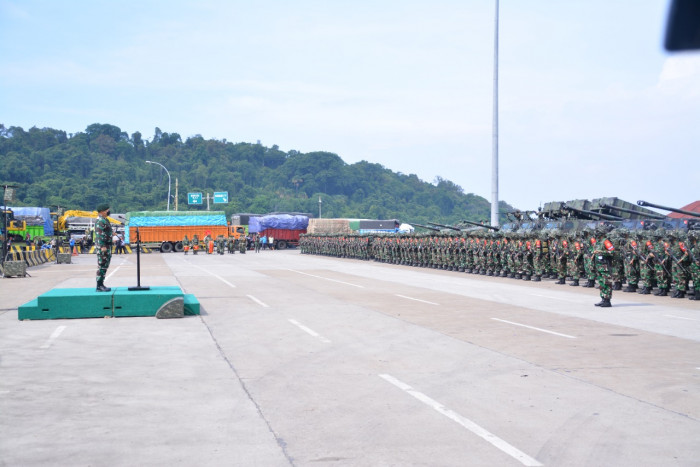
[
  {"xmin": 593, "ymin": 226, "xmax": 614, "ymax": 307},
  {"xmin": 521, "ymin": 236, "xmax": 533, "ymax": 280},
  {"xmin": 581, "ymin": 228, "xmax": 596, "ymax": 287},
  {"xmin": 653, "ymin": 229, "xmax": 672, "ymax": 296},
  {"xmin": 94, "ymin": 205, "xmax": 113, "ymax": 291},
  {"xmin": 555, "ymin": 234, "xmax": 569, "ymax": 285},
  {"xmin": 567, "ymin": 233, "xmax": 585, "ymax": 286},
  {"xmin": 216, "ymin": 235, "xmax": 225, "ymax": 255},
  {"xmin": 532, "ymin": 233, "xmax": 546, "ymax": 281},
  {"xmin": 670, "ymin": 232, "xmax": 691, "ymax": 298},
  {"xmin": 688, "ymin": 231, "xmax": 699, "ymax": 301},
  {"xmin": 639, "ymin": 232, "xmax": 656, "ymax": 294},
  {"xmin": 610, "ymin": 231, "xmax": 625, "ymax": 290},
  {"xmin": 622, "ymin": 231, "xmax": 641, "ymax": 292}
]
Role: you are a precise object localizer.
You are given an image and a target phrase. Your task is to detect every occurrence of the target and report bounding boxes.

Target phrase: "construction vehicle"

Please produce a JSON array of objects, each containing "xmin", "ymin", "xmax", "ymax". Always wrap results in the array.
[
  {"xmin": 54, "ymin": 209, "xmax": 122, "ymax": 239},
  {"xmin": 1, "ymin": 207, "xmax": 27, "ymax": 242}
]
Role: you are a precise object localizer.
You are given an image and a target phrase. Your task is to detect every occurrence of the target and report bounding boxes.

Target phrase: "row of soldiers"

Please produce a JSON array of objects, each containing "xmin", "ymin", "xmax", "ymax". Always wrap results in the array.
[
  {"xmin": 300, "ymin": 227, "xmax": 700, "ymax": 306},
  {"xmin": 182, "ymin": 234, "xmax": 247, "ymax": 254}
]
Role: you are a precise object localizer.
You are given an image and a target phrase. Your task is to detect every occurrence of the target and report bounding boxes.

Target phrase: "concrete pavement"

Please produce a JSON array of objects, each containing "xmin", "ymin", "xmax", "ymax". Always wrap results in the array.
[{"xmin": 1, "ymin": 249, "xmax": 699, "ymax": 466}]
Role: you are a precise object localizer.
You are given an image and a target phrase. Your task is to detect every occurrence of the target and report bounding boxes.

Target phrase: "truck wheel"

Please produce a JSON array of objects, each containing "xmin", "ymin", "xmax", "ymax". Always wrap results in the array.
[
  {"xmin": 276, "ymin": 240, "xmax": 287, "ymax": 250},
  {"xmin": 160, "ymin": 242, "xmax": 173, "ymax": 253},
  {"xmin": 174, "ymin": 242, "xmax": 184, "ymax": 252}
]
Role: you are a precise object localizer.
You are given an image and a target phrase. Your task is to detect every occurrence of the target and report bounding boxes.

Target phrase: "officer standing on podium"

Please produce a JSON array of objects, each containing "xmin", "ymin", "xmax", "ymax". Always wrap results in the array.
[{"xmin": 95, "ymin": 203, "xmax": 113, "ymax": 292}]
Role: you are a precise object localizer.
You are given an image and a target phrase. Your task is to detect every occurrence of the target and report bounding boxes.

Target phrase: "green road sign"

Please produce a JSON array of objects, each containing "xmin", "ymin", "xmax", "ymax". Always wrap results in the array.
[
  {"xmin": 188, "ymin": 192, "xmax": 203, "ymax": 205},
  {"xmin": 213, "ymin": 192, "xmax": 229, "ymax": 204}
]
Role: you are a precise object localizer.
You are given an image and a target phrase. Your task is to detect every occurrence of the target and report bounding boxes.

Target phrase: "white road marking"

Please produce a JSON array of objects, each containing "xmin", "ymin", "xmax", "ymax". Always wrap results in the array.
[
  {"xmin": 105, "ymin": 258, "xmax": 130, "ymax": 280},
  {"xmin": 184, "ymin": 262, "xmax": 236, "ymax": 288},
  {"xmin": 379, "ymin": 374, "xmax": 543, "ymax": 467},
  {"xmin": 106, "ymin": 265, "xmax": 121, "ymax": 280},
  {"xmin": 286, "ymin": 269, "xmax": 364, "ymax": 288},
  {"xmin": 288, "ymin": 319, "xmax": 331, "ymax": 343},
  {"xmin": 247, "ymin": 295, "xmax": 269, "ymax": 308},
  {"xmin": 492, "ymin": 318, "xmax": 576, "ymax": 339},
  {"xmin": 395, "ymin": 294, "xmax": 439, "ymax": 305},
  {"xmin": 40, "ymin": 325, "xmax": 67, "ymax": 349},
  {"xmin": 665, "ymin": 314, "xmax": 700, "ymax": 322}
]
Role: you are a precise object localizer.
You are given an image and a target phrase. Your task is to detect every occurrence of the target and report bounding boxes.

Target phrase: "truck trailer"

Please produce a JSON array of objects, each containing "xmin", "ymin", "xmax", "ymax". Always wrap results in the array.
[
  {"xmin": 249, "ymin": 214, "xmax": 309, "ymax": 249},
  {"xmin": 125, "ymin": 211, "xmax": 244, "ymax": 253}
]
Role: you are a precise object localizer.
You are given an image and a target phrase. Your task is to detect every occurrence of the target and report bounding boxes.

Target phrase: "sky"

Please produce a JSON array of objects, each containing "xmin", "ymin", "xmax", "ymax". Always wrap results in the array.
[{"xmin": 1, "ymin": 0, "xmax": 699, "ymax": 213}]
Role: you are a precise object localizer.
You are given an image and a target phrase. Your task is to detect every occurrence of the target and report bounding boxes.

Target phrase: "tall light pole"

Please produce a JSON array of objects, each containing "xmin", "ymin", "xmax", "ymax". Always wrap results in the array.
[
  {"xmin": 318, "ymin": 196, "xmax": 322, "ymax": 218},
  {"xmin": 145, "ymin": 161, "xmax": 171, "ymax": 211},
  {"xmin": 490, "ymin": 0, "xmax": 500, "ymax": 227}
]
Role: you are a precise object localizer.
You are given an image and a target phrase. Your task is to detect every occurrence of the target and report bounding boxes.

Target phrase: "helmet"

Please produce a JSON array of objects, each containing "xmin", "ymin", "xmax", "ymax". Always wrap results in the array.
[{"xmin": 595, "ymin": 225, "xmax": 610, "ymax": 236}]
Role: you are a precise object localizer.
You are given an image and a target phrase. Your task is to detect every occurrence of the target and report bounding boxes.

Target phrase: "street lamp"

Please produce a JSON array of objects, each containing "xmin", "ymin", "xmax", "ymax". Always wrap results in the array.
[{"xmin": 145, "ymin": 161, "xmax": 171, "ymax": 211}]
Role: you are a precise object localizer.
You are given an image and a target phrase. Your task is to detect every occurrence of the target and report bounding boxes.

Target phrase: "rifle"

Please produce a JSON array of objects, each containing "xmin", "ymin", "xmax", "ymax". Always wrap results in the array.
[
  {"xmin": 666, "ymin": 248, "xmax": 691, "ymax": 274},
  {"xmin": 646, "ymin": 249, "xmax": 672, "ymax": 276}
]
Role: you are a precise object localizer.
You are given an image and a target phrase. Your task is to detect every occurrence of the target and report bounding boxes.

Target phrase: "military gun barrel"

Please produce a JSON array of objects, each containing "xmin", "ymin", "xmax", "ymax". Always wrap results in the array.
[
  {"xmin": 600, "ymin": 204, "xmax": 666, "ymax": 220},
  {"xmin": 409, "ymin": 222, "xmax": 442, "ymax": 232},
  {"xmin": 563, "ymin": 205, "xmax": 623, "ymax": 221},
  {"xmin": 427, "ymin": 222, "xmax": 462, "ymax": 231},
  {"xmin": 637, "ymin": 200, "xmax": 700, "ymax": 218},
  {"xmin": 459, "ymin": 219, "xmax": 500, "ymax": 231}
]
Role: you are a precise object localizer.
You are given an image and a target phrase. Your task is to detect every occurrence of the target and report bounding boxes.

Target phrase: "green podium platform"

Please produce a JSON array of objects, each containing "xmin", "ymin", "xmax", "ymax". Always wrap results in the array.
[{"xmin": 18, "ymin": 286, "xmax": 200, "ymax": 320}]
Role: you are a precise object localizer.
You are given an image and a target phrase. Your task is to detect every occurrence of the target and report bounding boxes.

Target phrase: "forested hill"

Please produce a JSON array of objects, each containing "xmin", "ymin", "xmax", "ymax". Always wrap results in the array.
[{"xmin": 0, "ymin": 123, "xmax": 513, "ymax": 224}]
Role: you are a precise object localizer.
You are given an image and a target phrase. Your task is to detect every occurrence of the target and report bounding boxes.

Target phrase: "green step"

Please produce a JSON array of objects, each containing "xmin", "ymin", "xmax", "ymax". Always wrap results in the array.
[{"xmin": 18, "ymin": 287, "xmax": 200, "ymax": 320}]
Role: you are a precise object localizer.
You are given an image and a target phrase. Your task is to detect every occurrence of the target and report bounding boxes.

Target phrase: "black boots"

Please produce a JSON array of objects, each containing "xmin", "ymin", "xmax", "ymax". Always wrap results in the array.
[
  {"xmin": 581, "ymin": 279, "xmax": 595, "ymax": 288},
  {"xmin": 555, "ymin": 278, "xmax": 566, "ymax": 285},
  {"xmin": 671, "ymin": 290, "xmax": 686, "ymax": 299},
  {"xmin": 638, "ymin": 286, "xmax": 651, "ymax": 295},
  {"xmin": 594, "ymin": 298, "xmax": 612, "ymax": 307},
  {"xmin": 654, "ymin": 288, "xmax": 668, "ymax": 297},
  {"xmin": 96, "ymin": 281, "xmax": 111, "ymax": 292},
  {"xmin": 612, "ymin": 282, "xmax": 622, "ymax": 291},
  {"xmin": 623, "ymin": 284, "xmax": 637, "ymax": 293},
  {"xmin": 569, "ymin": 279, "xmax": 580, "ymax": 286}
]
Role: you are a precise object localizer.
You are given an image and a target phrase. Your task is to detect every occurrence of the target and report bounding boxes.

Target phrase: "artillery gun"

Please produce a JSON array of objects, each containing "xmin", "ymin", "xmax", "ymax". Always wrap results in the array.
[
  {"xmin": 563, "ymin": 204, "xmax": 623, "ymax": 221},
  {"xmin": 457, "ymin": 219, "xmax": 500, "ymax": 231},
  {"xmin": 599, "ymin": 204, "xmax": 666, "ymax": 220},
  {"xmin": 408, "ymin": 222, "xmax": 442, "ymax": 233},
  {"xmin": 425, "ymin": 222, "xmax": 463, "ymax": 232},
  {"xmin": 637, "ymin": 200, "xmax": 700, "ymax": 219}
]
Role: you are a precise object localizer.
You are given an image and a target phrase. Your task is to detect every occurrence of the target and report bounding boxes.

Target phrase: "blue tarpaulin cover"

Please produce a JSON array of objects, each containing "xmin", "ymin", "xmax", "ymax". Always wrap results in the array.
[
  {"xmin": 248, "ymin": 215, "xmax": 309, "ymax": 233},
  {"xmin": 126, "ymin": 211, "xmax": 227, "ymax": 227}
]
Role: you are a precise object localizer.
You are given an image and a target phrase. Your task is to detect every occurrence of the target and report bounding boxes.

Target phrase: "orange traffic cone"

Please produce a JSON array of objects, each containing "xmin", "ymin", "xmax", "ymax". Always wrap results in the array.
[{"xmin": 72, "ymin": 246, "xmax": 79, "ymax": 256}]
